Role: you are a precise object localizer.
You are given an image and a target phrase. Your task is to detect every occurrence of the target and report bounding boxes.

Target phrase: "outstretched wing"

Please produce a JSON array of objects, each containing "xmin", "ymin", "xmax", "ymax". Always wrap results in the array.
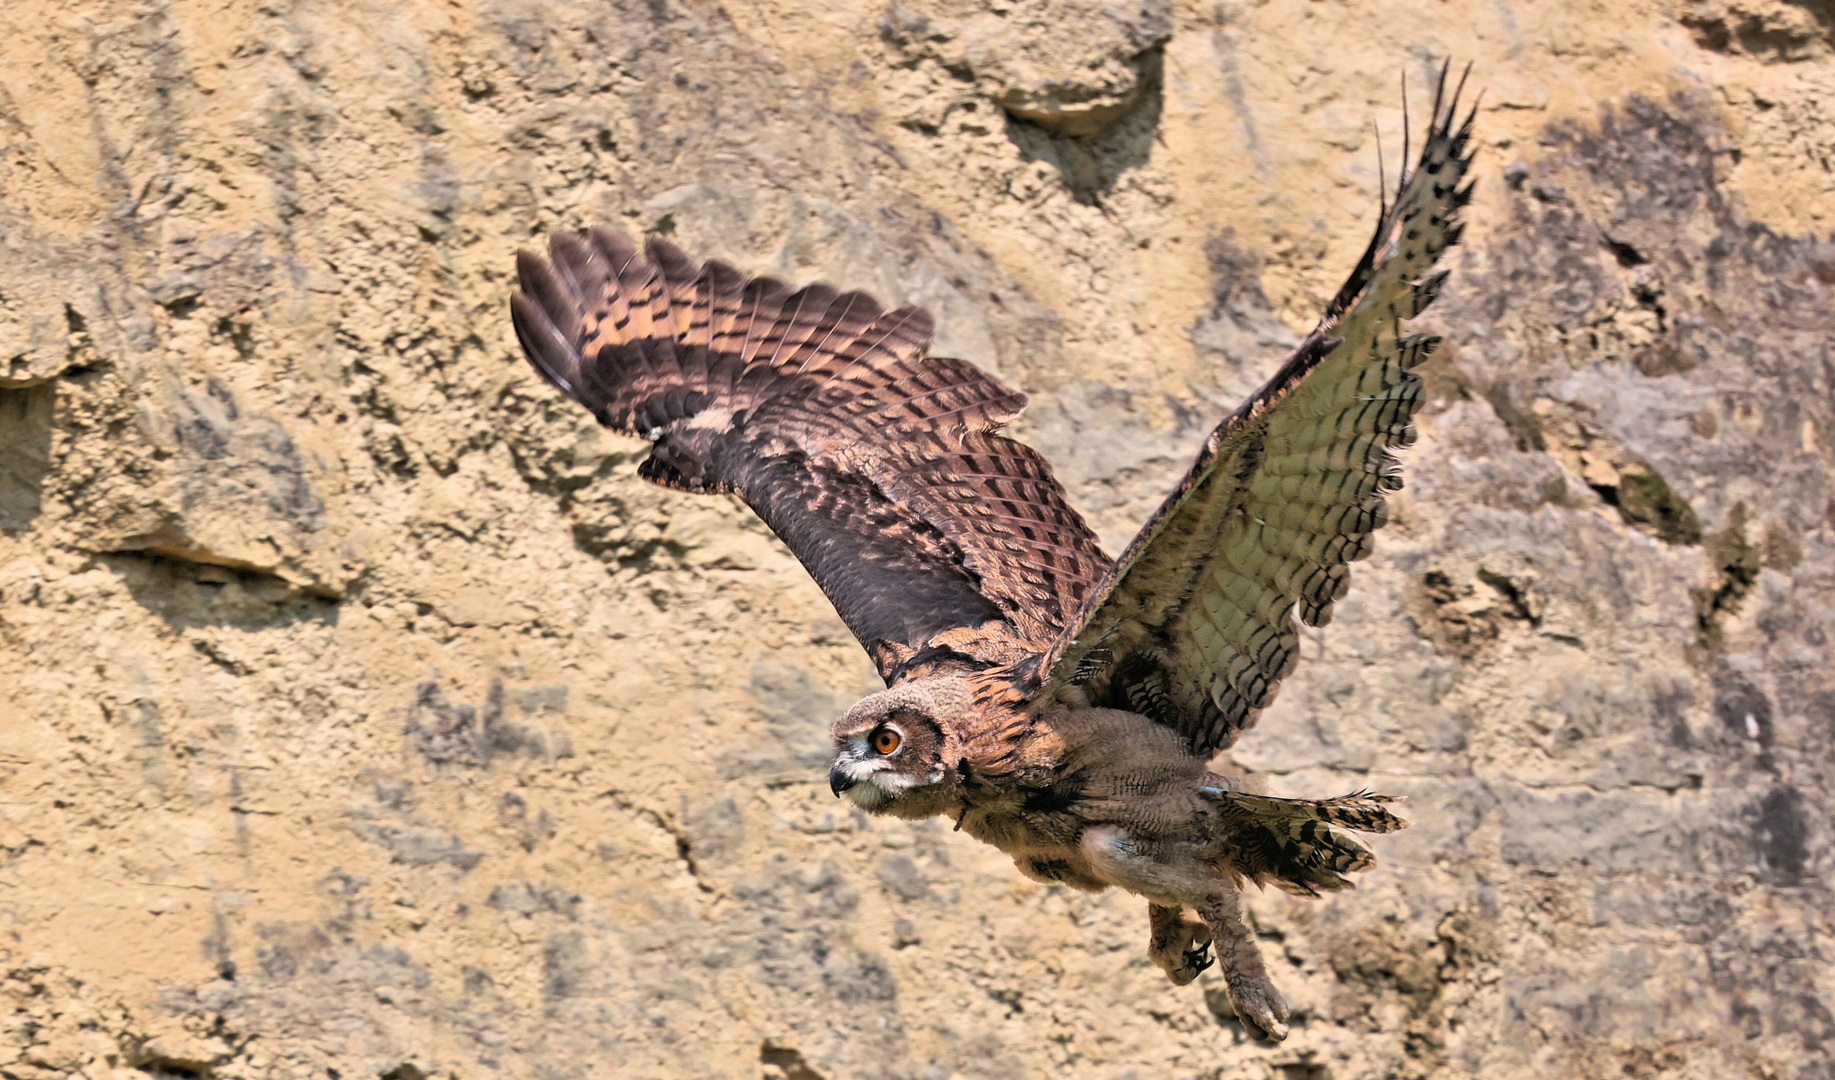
[
  {"xmin": 1033, "ymin": 66, "xmax": 1478, "ymax": 755},
  {"xmin": 511, "ymin": 230, "xmax": 1110, "ymax": 684}
]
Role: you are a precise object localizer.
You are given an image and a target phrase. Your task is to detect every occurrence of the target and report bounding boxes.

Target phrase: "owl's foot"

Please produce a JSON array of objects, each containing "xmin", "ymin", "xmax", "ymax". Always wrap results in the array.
[
  {"xmin": 1220, "ymin": 964, "xmax": 1291, "ymax": 1041},
  {"xmin": 1147, "ymin": 903, "xmax": 1214, "ymax": 985},
  {"xmin": 1195, "ymin": 889, "xmax": 1290, "ymax": 1041}
]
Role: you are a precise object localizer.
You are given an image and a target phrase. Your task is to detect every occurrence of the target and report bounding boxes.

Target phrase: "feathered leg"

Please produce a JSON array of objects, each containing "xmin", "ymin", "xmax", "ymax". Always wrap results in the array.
[
  {"xmin": 1195, "ymin": 882, "xmax": 1290, "ymax": 1041},
  {"xmin": 1146, "ymin": 903, "xmax": 1213, "ymax": 985}
]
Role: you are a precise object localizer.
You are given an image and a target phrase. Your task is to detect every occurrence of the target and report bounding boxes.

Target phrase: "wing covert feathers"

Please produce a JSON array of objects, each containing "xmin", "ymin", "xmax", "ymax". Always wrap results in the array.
[
  {"xmin": 1038, "ymin": 63, "xmax": 1478, "ymax": 757},
  {"xmin": 511, "ymin": 232, "xmax": 1108, "ymax": 684}
]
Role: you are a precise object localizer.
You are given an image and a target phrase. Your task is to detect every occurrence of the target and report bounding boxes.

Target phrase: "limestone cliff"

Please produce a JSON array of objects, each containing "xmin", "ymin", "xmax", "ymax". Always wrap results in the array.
[{"xmin": 1, "ymin": 1, "xmax": 1830, "ymax": 1078}]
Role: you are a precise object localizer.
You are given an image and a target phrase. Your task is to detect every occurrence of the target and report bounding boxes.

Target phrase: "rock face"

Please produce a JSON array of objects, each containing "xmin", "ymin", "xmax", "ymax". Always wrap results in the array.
[{"xmin": 0, "ymin": 2, "xmax": 1830, "ymax": 1078}]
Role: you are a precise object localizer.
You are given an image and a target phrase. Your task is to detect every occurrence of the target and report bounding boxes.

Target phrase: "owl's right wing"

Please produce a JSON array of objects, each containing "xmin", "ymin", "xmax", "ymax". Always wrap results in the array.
[
  {"xmin": 1030, "ymin": 66, "xmax": 1477, "ymax": 757},
  {"xmin": 511, "ymin": 231, "xmax": 1110, "ymax": 686}
]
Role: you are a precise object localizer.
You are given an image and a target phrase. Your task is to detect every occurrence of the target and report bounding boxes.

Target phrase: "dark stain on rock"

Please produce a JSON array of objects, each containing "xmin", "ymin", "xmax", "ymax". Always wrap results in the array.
[
  {"xmin": 461, "ymin": 965, "xmax": 494, "ymax": 995},
  {"xmin": 1654, "ymin": 683, "xmax": 1695, "ymax": 749},
  {"xmin": 406, "ymin": 678, "xmax": 573, "ymax": 766},
  {"xmin": 824, "ymin": 950, "xmax": 898, "ymax": 1004},
  {"xmin": 1694, "ymin": 506, "xmax": 1764, "ymax": 651},
  {"xmin": 1203, "ymin": 233, "xmax": 1273, "ymax": 314},
  {"xmin": 486, "ymin": 881, "xmax": 581, "ymax": 918},
  {"xmin": 1481, "ymin": 382, "xmax": 1545, "ymax": 452},
  {"xmin": 876, "ymin": 855, "xmax": 929, "ymax": 901},
  {"xmin": 256, "ymin": 941, "xmax": 298, "ymax": 983},
  {"xmin": 1612, "ymin": 467, "xmax": 1702, "ymax": 545},
  {"xmin": 0, "ymin": 382, "xmax": 55, "ymax": 531},
  {"xmin": 1754, "ymin": 785, "xmax": 1808, "ymax": 884},
  {"xmin": 541, "ymin": 930, "xmax": 591, "ymax": 999},
  {"xmin": 1712, "ymin": 676, "xmax": 1774, "ymax": 749},
  {"xmin": 1761, "ymin": 523, "xmax": 1803, "ymax": 571}
]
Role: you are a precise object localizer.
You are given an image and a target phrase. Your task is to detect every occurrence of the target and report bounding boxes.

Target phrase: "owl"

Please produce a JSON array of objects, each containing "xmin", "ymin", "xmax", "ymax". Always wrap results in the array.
[{"xmin": 508, "ymin": 68, "xmax": 1475, "ymax": 1040}]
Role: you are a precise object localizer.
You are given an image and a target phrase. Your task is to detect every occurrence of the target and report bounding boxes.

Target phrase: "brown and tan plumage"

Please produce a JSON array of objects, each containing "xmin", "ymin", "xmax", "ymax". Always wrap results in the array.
[{"xmin": 510, "ymin": 68, "xmax": 1476, "ymax": 1040}]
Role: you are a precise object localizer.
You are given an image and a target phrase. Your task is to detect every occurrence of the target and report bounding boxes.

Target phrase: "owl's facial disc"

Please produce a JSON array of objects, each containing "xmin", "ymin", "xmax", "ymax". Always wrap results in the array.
[
  {"xmin": 828, "ymin": 722, "xmax": 903, "ymax": 805},
  {"xmin": 828, "ymin": 714, "xmax": 941, "ymax": 811}
]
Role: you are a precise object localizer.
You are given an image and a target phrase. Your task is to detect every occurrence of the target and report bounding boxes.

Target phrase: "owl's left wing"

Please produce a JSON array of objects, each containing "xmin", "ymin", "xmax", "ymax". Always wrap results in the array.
[{"xmin": 1030, "ymin": 66, "xmax": 1477, "ymax": 756}]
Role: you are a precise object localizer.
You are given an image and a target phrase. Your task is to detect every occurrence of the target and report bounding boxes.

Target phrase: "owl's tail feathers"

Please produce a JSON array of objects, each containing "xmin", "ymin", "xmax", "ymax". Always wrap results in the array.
[{"xmin": 1200, "ymin": 788, "xmax": 1410, "ymax": 899}]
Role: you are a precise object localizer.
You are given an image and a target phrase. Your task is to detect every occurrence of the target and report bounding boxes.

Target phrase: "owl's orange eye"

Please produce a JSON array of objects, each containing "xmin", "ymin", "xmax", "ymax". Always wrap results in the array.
[{"xmin": 872, "ymin": 728, "xmax": 902, "ymax": 755}]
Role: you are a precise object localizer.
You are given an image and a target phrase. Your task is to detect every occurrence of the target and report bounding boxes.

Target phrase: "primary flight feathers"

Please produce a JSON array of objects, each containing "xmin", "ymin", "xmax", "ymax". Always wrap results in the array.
[{"xmin": 511, "ymin": 68, "xmax": 1476, "ymax": 759}]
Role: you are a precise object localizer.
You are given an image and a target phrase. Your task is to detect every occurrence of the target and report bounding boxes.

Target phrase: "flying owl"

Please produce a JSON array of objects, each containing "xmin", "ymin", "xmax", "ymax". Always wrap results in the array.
[{"xmin": 509, "ymin": 69, "xmax": 1476, "ymax": 1040}]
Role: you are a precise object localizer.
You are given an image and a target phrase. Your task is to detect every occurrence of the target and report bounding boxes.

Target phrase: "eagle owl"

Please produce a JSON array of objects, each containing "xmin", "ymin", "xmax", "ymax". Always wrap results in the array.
[{"xmin": 510, "ymin": 70, "xmax": 1475, "ymax": 1040}]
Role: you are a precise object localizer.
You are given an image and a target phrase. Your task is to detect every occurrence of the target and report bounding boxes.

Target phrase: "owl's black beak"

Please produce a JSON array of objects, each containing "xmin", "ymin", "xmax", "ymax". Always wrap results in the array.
[{"xmin": 829, "ymin": 764, "xmax": 856, "ymax": 797}]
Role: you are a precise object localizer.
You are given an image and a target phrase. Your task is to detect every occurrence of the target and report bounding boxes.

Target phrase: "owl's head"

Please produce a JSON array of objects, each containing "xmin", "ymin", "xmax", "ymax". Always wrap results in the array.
[{"xmin": 827, "ymin": 676, "xmax": 971, "ymax": 818}]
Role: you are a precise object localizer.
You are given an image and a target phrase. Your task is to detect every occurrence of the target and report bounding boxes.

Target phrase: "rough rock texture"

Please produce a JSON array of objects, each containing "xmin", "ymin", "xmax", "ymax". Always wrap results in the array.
[{"xmin": 1, "ymin": 2, "xmax": 1831, "ymax": 1078}]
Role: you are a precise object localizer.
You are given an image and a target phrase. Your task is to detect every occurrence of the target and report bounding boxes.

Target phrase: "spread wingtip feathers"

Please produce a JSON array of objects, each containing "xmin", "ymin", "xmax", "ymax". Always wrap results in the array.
[
  {"xmin": 1208, "ymin": 787, "xmax": 1412, "ymax": 896},
  {"xmin": 1033, "ymin": 61, "xmax": 1479, "ymax": 759}
]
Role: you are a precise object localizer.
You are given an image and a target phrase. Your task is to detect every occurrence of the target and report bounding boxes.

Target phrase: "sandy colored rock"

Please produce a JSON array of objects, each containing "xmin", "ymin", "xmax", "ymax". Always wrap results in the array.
[
  {"xmin": 879, "ymin": 0, "xmax": 1173, "ymax": 138},
  {"xmin": 1, "ymin": 1, "xmax": 1831, "ymax": 1078}
]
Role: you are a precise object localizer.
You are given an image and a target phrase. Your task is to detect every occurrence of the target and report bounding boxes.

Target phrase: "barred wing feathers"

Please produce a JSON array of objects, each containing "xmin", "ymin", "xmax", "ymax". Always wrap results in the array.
[
  {"xmin": 1206, "ymin": 788, "xmax": 1410, "ymax": 897},
  {"xmin": 1037, "ymin": 68, "xmax": 1478, "ymax": 756},
  {"xmin": 511, "ymin": 230, "xmax": 1110, "ymax": 683}
]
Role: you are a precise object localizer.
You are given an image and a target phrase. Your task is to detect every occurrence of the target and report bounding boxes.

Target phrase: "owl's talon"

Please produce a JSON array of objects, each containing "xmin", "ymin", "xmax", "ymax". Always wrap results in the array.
[{"xmin": 1147, "ymin": 904, "xmax": 1214, "ymax": 986}]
